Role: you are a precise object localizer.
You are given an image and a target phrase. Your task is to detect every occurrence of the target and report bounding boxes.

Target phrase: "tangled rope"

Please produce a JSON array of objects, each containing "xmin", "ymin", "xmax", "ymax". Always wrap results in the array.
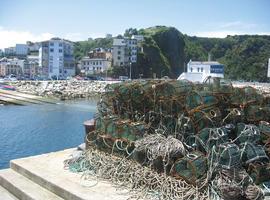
[{"xmin": 65, "ymin": 147, "xmax": 209, "ymax": 200}]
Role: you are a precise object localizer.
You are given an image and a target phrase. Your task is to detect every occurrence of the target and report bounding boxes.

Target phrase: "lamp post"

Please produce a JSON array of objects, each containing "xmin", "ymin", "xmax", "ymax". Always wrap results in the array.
[
  {"xmin": 161, "ymin": 69, "xmax": 165, "ymax": 78},
  {"xmin": 129, "ymin": 62, "xmax": 132, "ymax": 80}
]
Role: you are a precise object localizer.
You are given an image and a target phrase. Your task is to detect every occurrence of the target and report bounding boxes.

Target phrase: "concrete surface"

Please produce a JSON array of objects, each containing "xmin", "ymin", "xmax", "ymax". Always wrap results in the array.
[
  {"xmin": 0, "ymin": 168, "xmax": 63, "ymax": 200},
  {"xmin": 0, "ymin": 186, "xmax": 18, "ymax": 200},
  {"xmin": 10, "ymin": 148, "xmax": 130, "ymax": 200}
]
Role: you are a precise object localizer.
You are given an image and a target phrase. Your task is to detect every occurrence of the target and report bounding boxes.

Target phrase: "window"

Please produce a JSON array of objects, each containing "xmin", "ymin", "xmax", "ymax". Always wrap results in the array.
[
  {"xmin": 50, "ymin": 48, "xmax": 54, "ymax": 52},
  {"xmin": 59, "ymin": 49, "xmax": 62, "ymax": 53},
  {"xmin": 117, "ymin": 56, "xmax": 120, "ymax": 60},
  {"xmin": 118, "ymin": 51, "xmax": 121, "ymax": 55},
  {"xmin": 100, "ymin": 61, "xmax": 102, "ymax": 65},
  {"xmin": 59, "ymin": 43, "xmax": 63, "ymax": 47},
  {"xmin": 93, "ymin": 67, "xmax": 95, "ymax": 70},
  {"xmin": 197, "ymin": 68, "xmax": 200, "ymax": 72},
  {"xmin": 201, "ymin": 67, "xmax": 203, "ymax": 72},
  {"xmin": 50, "ymin": 42, "xmax": 54, "ymax": 46},
  {"xmin": 93, "ymin": 62, "xmax": 95, "ymax": 65},
  {"xmin": 190, "ymin": 67, "xmax": 193, "ymax": 72},
  {"xmin": 87, "ymin": 62, "xmax": 89, "ymax": 65},
  {"xmin": 96, "ymin": 61, "xmax": 98, "ymax": 65}
]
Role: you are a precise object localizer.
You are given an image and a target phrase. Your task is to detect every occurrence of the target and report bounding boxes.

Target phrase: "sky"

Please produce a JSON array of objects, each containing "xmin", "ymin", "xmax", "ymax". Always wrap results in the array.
[{"xmin": 0, "ymin": 0, "xmax": 269, "ymax": 49}]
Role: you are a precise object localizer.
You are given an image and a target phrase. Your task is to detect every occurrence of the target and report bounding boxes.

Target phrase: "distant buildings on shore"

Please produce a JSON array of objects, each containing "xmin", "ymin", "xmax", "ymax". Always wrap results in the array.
[{"xmin": 0, "ymin": 34, "xmax": 144, "ymax": 79}]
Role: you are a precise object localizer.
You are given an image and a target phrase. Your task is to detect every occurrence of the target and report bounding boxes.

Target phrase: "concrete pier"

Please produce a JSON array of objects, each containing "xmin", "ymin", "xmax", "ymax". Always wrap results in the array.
[
  {"xmin": 0, "ymin": 148, "xmax": 130, "ymax": 200},
  {"xmin": 0, "ymin": 89, "xmax": 56, "ymax": 105}
]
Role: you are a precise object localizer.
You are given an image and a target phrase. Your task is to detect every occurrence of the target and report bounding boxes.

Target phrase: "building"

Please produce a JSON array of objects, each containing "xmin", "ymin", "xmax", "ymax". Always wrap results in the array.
[
  {"xmin": 112, "ymin": 37, "xmax": 140, "ymax": 66},
  {"xmin": 112, "ymin": 39, "xmax": 126, "ymax": 66},
  {"xmin": 4, "ymin": 47, "xmax": 16, "ymax": 56},
  {"xmin": 27, "ymin": 41, "xmax": 40, "ymax": 54},
  {"xmin": 80, "ymin": 48, "xmax": 112, "ymax": 75},
  {"xmin": 106, "ymin": 34, "xmax": 112, "ymax": 39},
  {"xmin": 39, "ymin": 38, "xmax": 75, "ymax": 79},
  {"xmin": 24, "ymin": 55, "xmax": 39, "ymax": 78},
  {"xmin": 0, "ymin": 57, "xmax": 23, "ymax": 77},
  {"xmin": 15, "ymin": 44, "xmax": 28, "ymax": 55},
  {"xmin": 131, "ymin": 35, "xmax": 144, "ymax": 42},
  {"xmin": 177, "ymin": 60, "xmax": 224, "ymax": 83}
]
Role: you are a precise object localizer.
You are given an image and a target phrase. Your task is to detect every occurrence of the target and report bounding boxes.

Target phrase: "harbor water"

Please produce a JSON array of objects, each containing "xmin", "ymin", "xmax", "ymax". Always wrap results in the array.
[{"xmin": 0, "ymin": 99, "xmax": 97, "ymax": 169}]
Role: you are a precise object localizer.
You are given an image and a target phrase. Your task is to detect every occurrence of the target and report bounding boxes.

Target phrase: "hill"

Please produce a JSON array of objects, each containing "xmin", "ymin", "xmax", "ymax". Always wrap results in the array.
[{"xmin": 74, "ymin": 26, "xmax": 270, "ymax": 81}]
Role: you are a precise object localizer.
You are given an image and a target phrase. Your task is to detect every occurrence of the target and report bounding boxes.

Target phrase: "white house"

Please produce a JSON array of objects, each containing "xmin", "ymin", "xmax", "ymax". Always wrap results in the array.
[{"xmin": 178, "ymin": 60, "xmax": 224, "ymax": 83}]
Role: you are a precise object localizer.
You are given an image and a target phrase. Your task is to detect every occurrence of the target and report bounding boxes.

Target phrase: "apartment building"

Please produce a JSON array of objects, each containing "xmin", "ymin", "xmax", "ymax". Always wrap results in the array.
[
  {"xmin": 112, "ymin": 35, "xmax": 143, "ymax": 66},
  {"xmin": 80, "ymin": 48, "xmax": 112, "ymax": 75},
  {"xmin": 39, "ymin": 38, "xmax": 75, "ymax": 79},
  {"xmin": 0, "ymin": 57, "xmax": 23, "ymax": 76}
]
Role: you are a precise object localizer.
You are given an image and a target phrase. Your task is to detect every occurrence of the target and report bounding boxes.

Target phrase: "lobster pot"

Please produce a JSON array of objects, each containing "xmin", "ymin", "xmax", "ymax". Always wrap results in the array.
[
  {"xmin": 213, "ymin": 143, "xmax": 241, "ymax": 169},
  {"xmin": 95, "ymin": 115, "xmax": 119, "ymax": 137},
  {"xmin": 198, "ymin": 127, "xmax": 228, "ymax": 151},
  {"xmin": 259, "ymin": 121, "xmax": 270, "ymax": 141},
  {"xmin": 236, "ymin": 123, "xmax": 261, "ymax": 144},
  {"xmin": 172, "ymin": 152, "xmax": 207, "ymax": 184},
  {"xmin": 248, "ymin": 162, "xmax": 270, "ymax": 184},
  {"xmin": 240, "ymin": 142, "xmax": 269, "ymax": 165},
  {"xmin": 121, "ymin": 121, "xmax": 146, "ymax": 141},
  {"xmin": 114, "ymin": 119, "xmax": 131, "ymax": 140},
  {"xmin": 230, "ymin": 87, "xmax": 246, "ymax": 106},
  {"xmin": 185, "ymin": 91, "xmax": 218, "ymax": 111},
  {"xmin": 243, "ymin": 86, "xmax": 263, "ymax": 105},
  {"xmin": 245, "ymin": 105, "xmax": 269, "ymax": 123}
]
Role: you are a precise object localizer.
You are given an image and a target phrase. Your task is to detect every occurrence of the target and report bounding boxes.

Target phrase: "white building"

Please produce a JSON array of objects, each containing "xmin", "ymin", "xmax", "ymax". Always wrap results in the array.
[
  {"xmin": 112, "ymin": 37, "xmax": 139, "ymax": 66},
  {"xmin": 39, "ymin": 38, "xmax": 75, "ymax": 79},
  {"xmin": 80, "ymin": 48, "xmax": 112, "ymax": 75},
  {"xmin": 81, "ymin": 57, "xmax": 111, "ymax": 75},
  {"xmin": 178, "ymin": 60, "xmax": 224, "ymax": 83},
  {"xmin": 15, "ymin": 44, "xmax": 28, "ymax": 55}
]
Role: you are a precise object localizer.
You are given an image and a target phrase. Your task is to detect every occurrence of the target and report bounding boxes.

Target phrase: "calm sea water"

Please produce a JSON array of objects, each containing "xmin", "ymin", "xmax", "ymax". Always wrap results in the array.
[{"xmin": 0, "ymin": 99, "xmax": 97, "ymax": 169}]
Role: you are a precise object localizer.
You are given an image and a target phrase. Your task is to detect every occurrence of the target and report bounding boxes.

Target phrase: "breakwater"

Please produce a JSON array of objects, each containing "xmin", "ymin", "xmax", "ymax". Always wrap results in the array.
[{"xmin": 9, "ymin": 80, "xmax": 118, "ymax": 100}]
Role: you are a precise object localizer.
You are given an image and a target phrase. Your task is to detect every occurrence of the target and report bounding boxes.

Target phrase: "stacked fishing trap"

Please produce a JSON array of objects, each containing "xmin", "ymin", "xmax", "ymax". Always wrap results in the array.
[{"xmin": 69, "ymin": 78, "xmax": 270, "ymax": 199}]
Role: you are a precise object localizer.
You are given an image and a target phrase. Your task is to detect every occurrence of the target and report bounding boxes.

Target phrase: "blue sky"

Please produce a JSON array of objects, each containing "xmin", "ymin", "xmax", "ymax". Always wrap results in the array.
[{"xmin": 0, "ymin": 0, "xmax": 269, "ymax": 49}]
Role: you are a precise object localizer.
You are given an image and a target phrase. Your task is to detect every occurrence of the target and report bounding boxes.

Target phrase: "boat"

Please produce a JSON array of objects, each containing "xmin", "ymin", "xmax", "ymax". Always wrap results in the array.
[{"xmin": 0, "ymin": 84, "xmax": 16, "ymax": 91}]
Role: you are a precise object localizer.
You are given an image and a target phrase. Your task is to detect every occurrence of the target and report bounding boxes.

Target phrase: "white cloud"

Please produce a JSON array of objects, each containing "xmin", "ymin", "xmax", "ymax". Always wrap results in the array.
[
  {"xmin": 220, "ymin": 21, "xmax": 257, "ymax": 29},
  {"xmin": 0, "ymin": 27, "xmax": 54, "ymax": 50}
]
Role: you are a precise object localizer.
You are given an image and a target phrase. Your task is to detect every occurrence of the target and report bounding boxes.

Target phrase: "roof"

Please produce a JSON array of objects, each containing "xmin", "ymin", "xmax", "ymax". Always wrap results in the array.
[
  {"xmin": 188, "ymin": 61, "xmax": 222, "ymax": 65},
  {"xmin": 81, "ymin": 57, "xmax": 107, "ymax": 61}
]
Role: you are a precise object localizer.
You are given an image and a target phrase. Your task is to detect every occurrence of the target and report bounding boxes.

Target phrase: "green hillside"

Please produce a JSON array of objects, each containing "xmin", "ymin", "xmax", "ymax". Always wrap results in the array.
[{"xmin": 74, "ymin": 26, "xmax": 270, "ymax": 81}]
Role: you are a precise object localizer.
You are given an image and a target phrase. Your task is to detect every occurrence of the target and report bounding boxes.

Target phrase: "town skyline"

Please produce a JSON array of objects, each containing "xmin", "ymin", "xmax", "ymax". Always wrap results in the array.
[{"xmin": 0, "ymin": 0, "xmax": 270, "ymax": 49}]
